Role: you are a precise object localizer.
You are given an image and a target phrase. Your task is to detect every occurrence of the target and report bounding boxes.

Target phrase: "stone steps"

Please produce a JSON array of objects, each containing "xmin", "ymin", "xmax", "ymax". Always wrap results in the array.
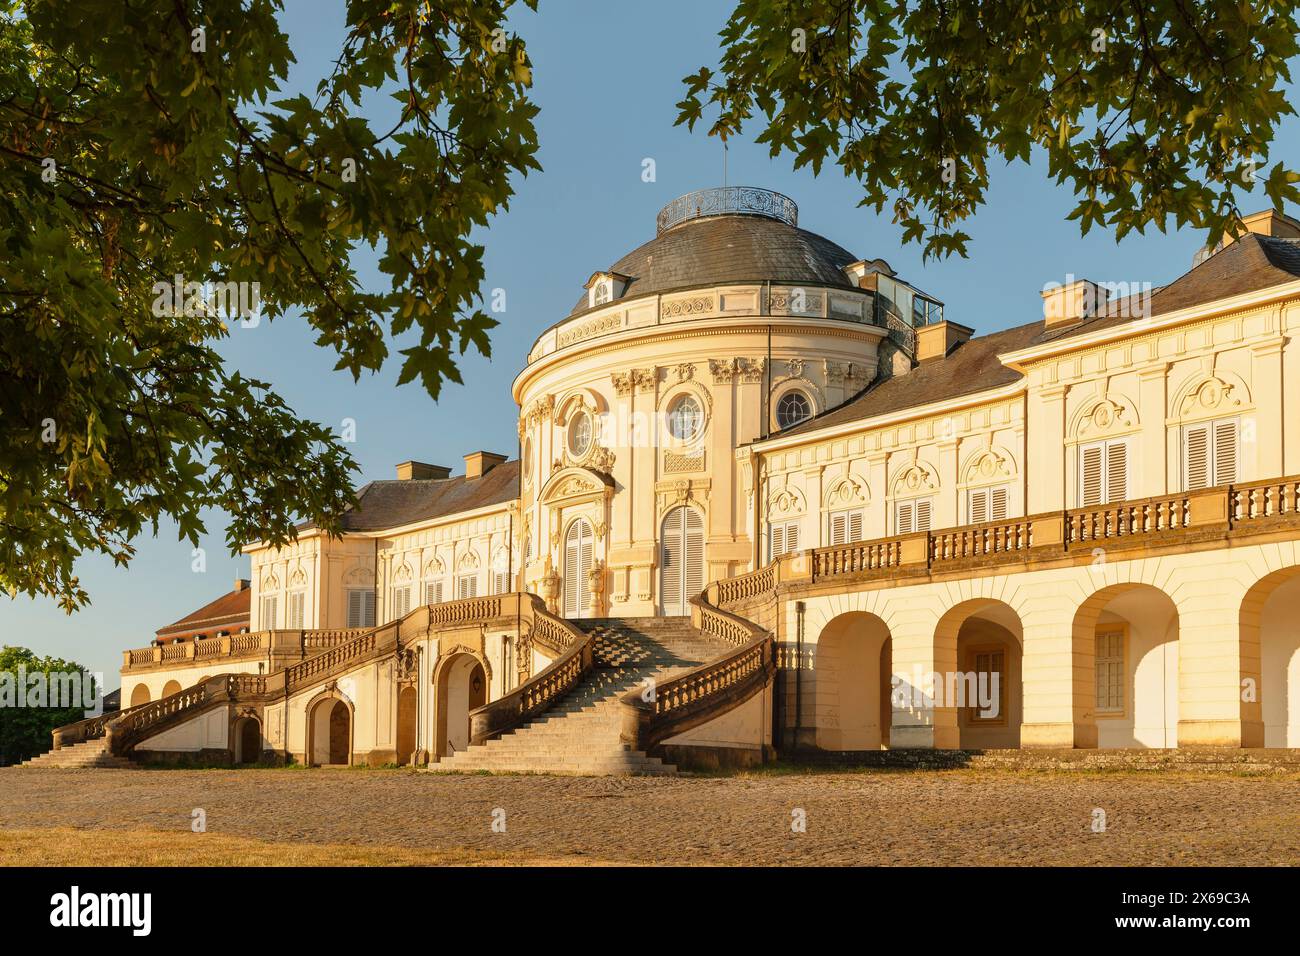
[
  {"xmin": 20, "ymin": 738, "xmax": 136, "ymax": 770},
  {"xmin": 428, "ymin": 616, "xmax": 732, "ymax": 776}
]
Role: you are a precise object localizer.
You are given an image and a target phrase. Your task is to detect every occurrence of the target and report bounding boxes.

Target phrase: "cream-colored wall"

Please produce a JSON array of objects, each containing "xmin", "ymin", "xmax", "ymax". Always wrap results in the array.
[
  {"xmin": 245, "ymin": 502, "xmax": 516, "ymax": 633},
  {"xmin": 134, "ymin": 707, "xmax": 228, "ymax": 753},
  {"xmin": 376, "ymin": 505, "xmax": 516, "ymax": 624},
  {"xmin": 759, "ymin": 397, "xmax": 1025, "ymax": 551},
  {"xmin": 515, "ymin": 287, "xmax": 886, "ymax": 617},
  {"xmin": 661, "ymin": 685, "xmax": 772, "ymax": 752}
]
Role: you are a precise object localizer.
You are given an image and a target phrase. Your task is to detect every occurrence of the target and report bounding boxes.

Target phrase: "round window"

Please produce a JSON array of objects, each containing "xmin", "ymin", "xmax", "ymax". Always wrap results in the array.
[
  {"xmin": 667, "ymin": 395, "xmax": 703, "ymax": 441},
  {"xmin": 776, "ymin": 391, "xmax": 812, "ymax": 429},
  {"xmin": 567, "ymin": 411, "xmax": 593, "ymax": 457}
]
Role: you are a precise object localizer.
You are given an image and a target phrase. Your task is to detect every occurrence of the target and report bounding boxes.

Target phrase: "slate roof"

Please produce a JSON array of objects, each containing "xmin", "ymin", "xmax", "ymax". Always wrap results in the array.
[
  {"xmin": 569, "ymin": 214, "xmax": 859, "ymax": 317},
  {"xmin": 1040, "ymin": 234, "xmax": 1300, "ymax": 343},
  {"xmin": 776, "ymin": 320, "xmax": 1041, "ymax": 437},
  {"xmin": 156, "ymin": 585, "xmax": 251, "ymax": 639},
  {"xmin": 300, "ymin": 459, "xmax": 520, "ymax": 533},
  {"xmin": 773, "ymin": 234, "xmax": 1300, "ymax": 440}
]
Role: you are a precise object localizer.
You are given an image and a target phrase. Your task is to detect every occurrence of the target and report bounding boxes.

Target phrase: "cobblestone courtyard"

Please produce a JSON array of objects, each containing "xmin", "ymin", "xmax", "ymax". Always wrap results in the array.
[{"xmin": 1, "ymin": 766, "xmax": 1296, "ymax": 866}]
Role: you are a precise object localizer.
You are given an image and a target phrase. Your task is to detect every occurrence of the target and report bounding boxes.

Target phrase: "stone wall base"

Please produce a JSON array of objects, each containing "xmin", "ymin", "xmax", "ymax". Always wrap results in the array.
[{"xmin": 658, "ymin": 743, "xmax": 765, "ymax": 772}]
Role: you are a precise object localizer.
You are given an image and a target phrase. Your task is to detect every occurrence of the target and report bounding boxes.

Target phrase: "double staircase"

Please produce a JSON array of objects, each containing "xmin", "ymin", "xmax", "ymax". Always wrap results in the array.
[{"xmin": 431, "ymin": 617, "xmax": 734, "ymax": 776}]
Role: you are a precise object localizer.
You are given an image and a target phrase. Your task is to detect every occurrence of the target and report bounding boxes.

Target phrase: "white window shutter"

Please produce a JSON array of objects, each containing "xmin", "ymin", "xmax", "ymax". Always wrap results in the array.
[
  {"xmin": 848, "ymin": 510, "xmax": 863, "ymax": 542},
  {"xmin": 786, "ymin": 522, "xmax": 800, "ymax": 552},
  {"xmin": 288, "ymin": 591, "xmax": 305, "ymax": 629},
  {"xmin": 424, "ymin": 580, "xmax": 443, "ymax": 606},
  {"xmin": 347, "ymin": 590, "xmax": 361, "ymax": 628},
  {"xmin": 829, "ymin": 512, "xmax": 847, "ymax": 546},
  {"xmin": 896, "ymin": 502, "xmax": 914, "ymax": 535},
  {"xmin": 969, "ymin": 489, "xmax": 989, "ymax": 525},
  {"xmin": 770, "ymin": 525, "xmax": 785, "ymax": 561},
  {"xmin": 915, "ymin": 499, "xmax": 932, "ymax": 532},
  {"xmin": 1213, "ymin": 419, "xmax": 1238, "ymax": 484},
  {"xmin": 1106, "ymin": 441, "xmax": 1128, "ymax": 503},
  {"xmin": 1081, "ymin": 443, "xmax": 1104, "ymax": 506},
  {"xmin": 990, "ymin": 487, "xmax": 1008, "ymax": 521},
  {"xmin": 684, "ymin": 509, "xmax": 704, "ymax": 602},
  {"xmin": 362, "ymin": 590, "xmax": 375, "ymax": 627},
  {"xmin": 1185, "ymin": 423, "xmax": 1210, "ymax": 490}
]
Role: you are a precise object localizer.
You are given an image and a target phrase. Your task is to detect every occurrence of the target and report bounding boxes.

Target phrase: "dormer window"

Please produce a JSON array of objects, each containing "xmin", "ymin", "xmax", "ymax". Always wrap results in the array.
[{"xmin": 585, "ymin": 271, "xmax": 628, "ymax": 309}]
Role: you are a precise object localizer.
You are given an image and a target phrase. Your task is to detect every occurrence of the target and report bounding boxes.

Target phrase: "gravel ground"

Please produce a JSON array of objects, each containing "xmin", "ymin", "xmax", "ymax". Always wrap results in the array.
[{"xmin": 1, "ymin": 766, "xmax": 1296, "ymax": 865}]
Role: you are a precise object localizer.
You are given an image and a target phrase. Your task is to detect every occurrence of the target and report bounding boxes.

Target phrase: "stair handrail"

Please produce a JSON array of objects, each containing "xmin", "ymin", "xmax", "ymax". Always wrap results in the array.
[
  {"xmin": 616, "ymin": 585, "xmax": 776, "ymax": 753},
  {"xmin": 468, "ymin": 594, "xmax": 594, "ymax": 746}
]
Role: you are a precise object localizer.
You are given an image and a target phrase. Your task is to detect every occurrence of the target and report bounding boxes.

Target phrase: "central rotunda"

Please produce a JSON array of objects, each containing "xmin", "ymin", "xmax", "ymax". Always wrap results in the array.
[{"xmin": 513, "ymin": 186, "xmax": 921, "ymax": 618}]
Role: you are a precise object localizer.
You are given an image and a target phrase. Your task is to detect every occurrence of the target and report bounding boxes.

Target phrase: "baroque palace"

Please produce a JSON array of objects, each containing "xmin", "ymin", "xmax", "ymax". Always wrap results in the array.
[{"xmin": 31, "ymin": 187, "xmax": 1300, "ymax": 772}]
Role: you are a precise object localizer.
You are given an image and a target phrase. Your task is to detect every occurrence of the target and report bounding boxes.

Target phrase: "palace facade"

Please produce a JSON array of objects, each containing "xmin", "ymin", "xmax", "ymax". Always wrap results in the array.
[{"xmin": 41, "ymin": 188, "xmax": 1300, "ymax": 773}]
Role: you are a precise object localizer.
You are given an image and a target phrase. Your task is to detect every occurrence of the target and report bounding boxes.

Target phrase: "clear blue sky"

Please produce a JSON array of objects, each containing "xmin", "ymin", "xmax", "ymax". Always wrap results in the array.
[{"xmin": 5, "ymin": 1, "xmax": 1298, "ymax": 685}]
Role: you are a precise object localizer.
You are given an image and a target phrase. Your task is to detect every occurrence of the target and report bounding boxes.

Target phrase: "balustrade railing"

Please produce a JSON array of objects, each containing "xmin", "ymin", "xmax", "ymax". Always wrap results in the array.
[
  {"xmin": 1230, "ymin": 476, "xmax": 1300, "ymax": 523},
  {"xmin": 469, "ymin": 595, "xmax": 592, "ymax": 744},
  {"xmin": 814, "ymin": 538, "xmax": 903, "ymax": 578},
  {"xmin": 1066, "ymin": 494, "xmax": 1190, "ymax": 543}
]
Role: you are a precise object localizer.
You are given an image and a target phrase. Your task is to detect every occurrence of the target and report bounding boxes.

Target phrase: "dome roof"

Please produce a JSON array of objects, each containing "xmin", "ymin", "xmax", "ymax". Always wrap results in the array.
[{"xmin": 569, "ymin": 188, "xmax": 859, "ymax": 316}]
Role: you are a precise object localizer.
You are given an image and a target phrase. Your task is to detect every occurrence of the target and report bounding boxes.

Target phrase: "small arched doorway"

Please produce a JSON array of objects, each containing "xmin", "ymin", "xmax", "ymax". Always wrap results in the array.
[
  {"xmin": 161, "ymin": 679, "xmax": 182, "ymax": 698},
  {"xmin": 563, "ymin": 518, "xmax": 594, "ymax": 618},
  {"xmin": 308, "ymin": 696, "xmax": 353, "ymax": 766},
  {"xmin": 435, "ymin": 653, "xmax": 488, "ymax": 759},
  {"xmin": 129, "ymin": 684, "xmax": 151, "ymax": 708},
  {"xmin": 234, "ymin": 716, "xmax": 262, "ymax": 764},
  {"xmin": 660, "ymin": 505, "xmax": 704, "ymax": 616},
  {"xmin": 396, "ymin": 686, "xmax": 418, "ymax": 765}
]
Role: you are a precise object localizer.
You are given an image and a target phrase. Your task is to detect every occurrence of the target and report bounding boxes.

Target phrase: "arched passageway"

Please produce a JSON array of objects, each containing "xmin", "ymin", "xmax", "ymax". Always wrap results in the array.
[
  {"xmin": 129, "ymin": 684, "xmax": 150, "ymax": 708},
  {"xmin": 1073, "ymin": 584, "xmax": 1180, "ymax": 748},
  {"xmin": 934, "ymin": 600, "xmax": 1024, "ymax": 749},
  {"xmin": 812, "ymin": 612, "xmax": 892, "ymax": 750},
  {"xmin": 308, "ymin": 696, "xmax": 352, "ymax": 766},
  {"xmin": 435, "ymin": 654, "xmax": 487, "ymax": 759},
  {"xmin": 161, "ymin": 679, "xmax": 182, "ymax": 698},
  {"xmin": 235, "ymin": 716, "xmax": 262, "ymax": 764},
  {"xmin": 1241, "ymin": 567, "xmax": 1300, "ymax": 747}
]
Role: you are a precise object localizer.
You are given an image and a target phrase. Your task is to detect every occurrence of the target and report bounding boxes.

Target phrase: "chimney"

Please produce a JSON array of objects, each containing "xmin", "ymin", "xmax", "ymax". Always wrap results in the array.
[
  {"xmin": 396, "ymin": 460, "xmax": 451, "ymax": 481},
  {"xmin": 464, "ymin": 451, "xmax": 508, "ymax": 480},
  {"xmin": 234, "ymin": 578, "xmax": 250, "ymax": 593},
  {"xmin": 1041, "ymin": 277, "xmax": 1108, "ymax": 329},
  {"xmin": 914, "ymin": 320, "xmax": 974, "ymax": 363},
  {"xmin": 1237, "ymin": 209, "xmax": 1300, "ymax": 240}
]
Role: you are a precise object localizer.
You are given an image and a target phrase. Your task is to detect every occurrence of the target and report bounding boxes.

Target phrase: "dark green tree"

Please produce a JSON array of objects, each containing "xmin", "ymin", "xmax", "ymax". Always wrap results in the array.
[
  {"xmin": 678, "ymin": 1, "xmax": 1300, "ymax": 258},
  {"xmin": 0, "ymin": 645, "xmax": 98, "ymax": 764},
  {"xmin": 0, "ymin": 0, "xmax": 540, "ymax": 610}
]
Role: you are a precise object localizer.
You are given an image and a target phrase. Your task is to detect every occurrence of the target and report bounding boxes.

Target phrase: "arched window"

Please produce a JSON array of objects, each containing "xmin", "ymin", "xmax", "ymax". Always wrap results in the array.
[
  {"xmin": 776, "ymin": 390, "xmax": 812, "ymax": 429},
  {"xmin": 667, "ymin": 395, "xmax": 702, "ymax": 441}
]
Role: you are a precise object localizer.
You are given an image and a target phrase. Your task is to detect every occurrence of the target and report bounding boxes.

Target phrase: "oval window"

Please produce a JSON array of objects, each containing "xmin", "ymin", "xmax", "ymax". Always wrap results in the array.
[
  {"xmin": 667, "ymin": 395, "xmax": 703, "ymax": 441},
  {"xmin": 776, "ymin": 391, "xmax": 812, "ymax": 429},
  {"xmin": 568, "ymin": 411, "xmax": 593, "ymax": 457}
]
